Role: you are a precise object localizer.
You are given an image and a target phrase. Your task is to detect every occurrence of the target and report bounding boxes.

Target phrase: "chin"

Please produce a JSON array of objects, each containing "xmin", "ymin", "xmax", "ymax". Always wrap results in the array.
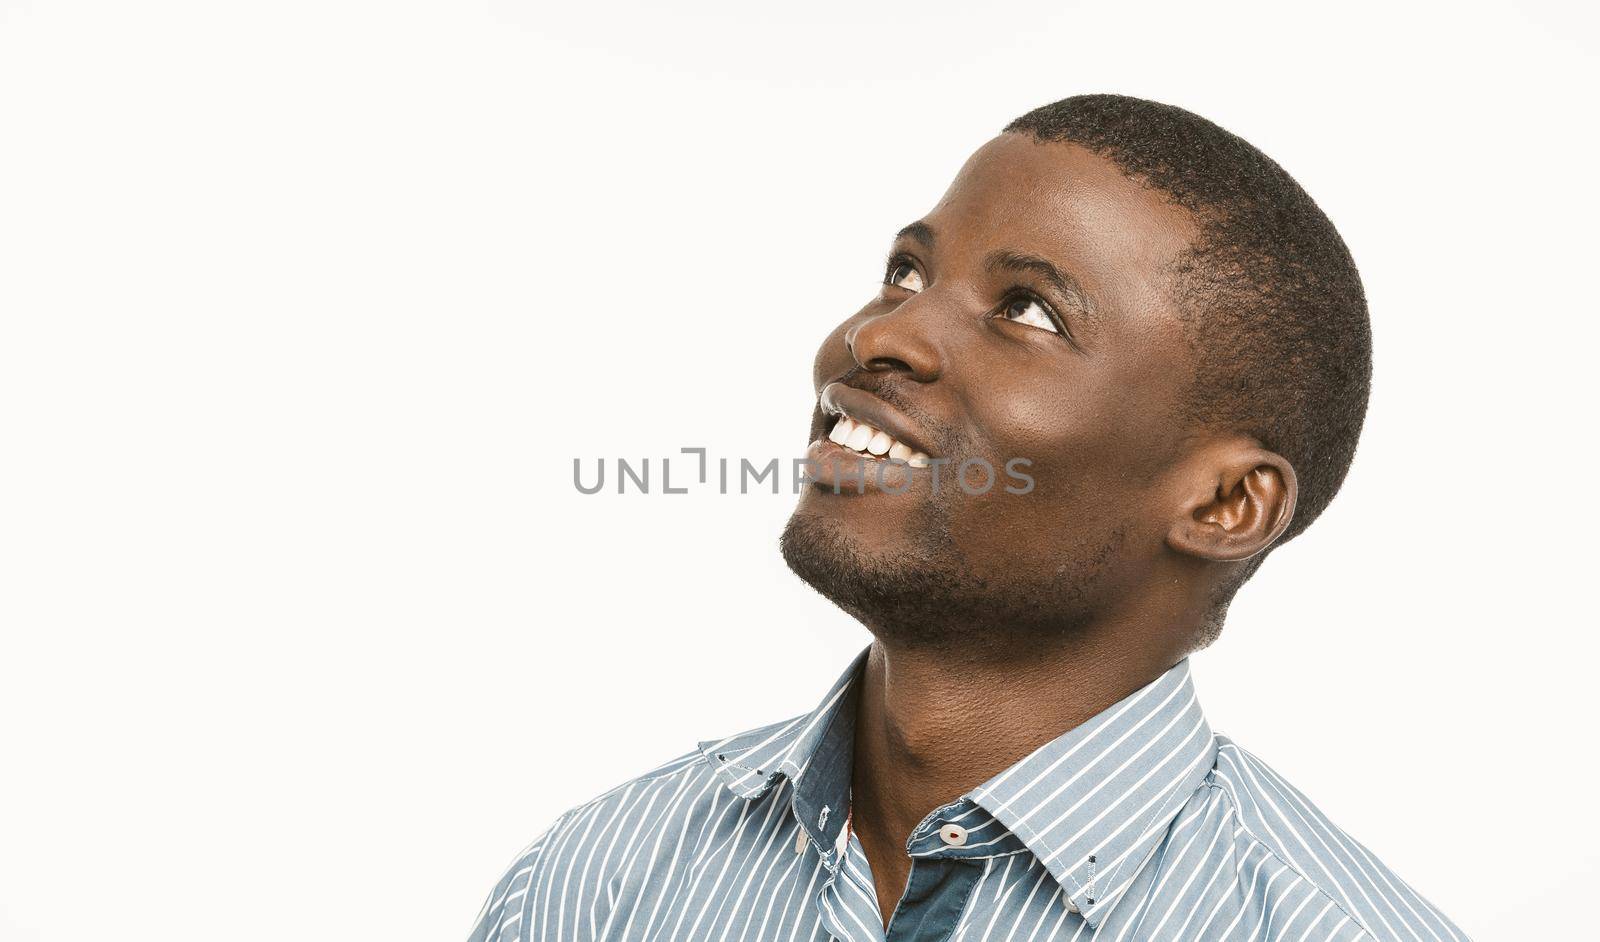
[
  {"xmin": 780, "ymin": 506, "xmax": 989, "ymax": 650},
  {"xmin": 780, "ymin": 512, "xmax": 919, "ymax": 645},
  {"xmin": 779, "ymin": 504, "xmax": 1118, "ymax": 654}
]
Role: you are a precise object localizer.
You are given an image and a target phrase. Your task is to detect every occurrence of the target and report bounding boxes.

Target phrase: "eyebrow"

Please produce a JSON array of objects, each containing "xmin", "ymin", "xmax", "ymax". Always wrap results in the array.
[
  {"xmin": 891, "ymin": 221, "xmax": 1098, "ymax": 336},
  {"xmin": 983, "ymin": 249, "xmax": 1095, "ymax": 319},
  {"xmin": 895, "ymin": 220, "xmax": 936, "ymax": 250}
]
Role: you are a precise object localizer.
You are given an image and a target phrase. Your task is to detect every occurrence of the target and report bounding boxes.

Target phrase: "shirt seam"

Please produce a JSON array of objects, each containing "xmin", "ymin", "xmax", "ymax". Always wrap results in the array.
[
  {"xmin": 1204, "ymin": 780, "xmax": 1379, "ymax": 942},
  {"xmin": 939, "ymin": 846, "xmax": 1036, "ymax": 861}
]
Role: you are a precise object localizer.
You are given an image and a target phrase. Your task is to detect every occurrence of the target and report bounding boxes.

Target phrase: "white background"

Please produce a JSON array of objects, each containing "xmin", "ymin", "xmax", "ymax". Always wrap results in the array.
[{"xmin": 2, "ymin": 1, "xmax": 1595, "ymax": 939}]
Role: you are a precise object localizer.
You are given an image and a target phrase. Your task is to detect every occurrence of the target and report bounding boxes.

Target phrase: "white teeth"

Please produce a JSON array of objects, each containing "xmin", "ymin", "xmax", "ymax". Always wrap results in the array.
[
  {"xmin": 826, "ymin": 412, "xmax": 929, "ymax": 465},
  {"xmin": 828, "ymin": 416, "xmax": 854, "ymax": 444}
]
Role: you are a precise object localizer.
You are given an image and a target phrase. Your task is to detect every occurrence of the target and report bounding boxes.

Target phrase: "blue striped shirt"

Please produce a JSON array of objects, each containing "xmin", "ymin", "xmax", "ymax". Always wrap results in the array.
[{"xmin": 469, "ymin": 647, "xmax": 1466, "ymax": 941}]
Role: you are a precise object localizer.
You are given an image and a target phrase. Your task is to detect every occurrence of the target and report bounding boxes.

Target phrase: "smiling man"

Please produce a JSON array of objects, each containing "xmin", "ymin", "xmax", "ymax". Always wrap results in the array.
[{"xmin": 469, "ymin": 95, "xmax": 1466, "ymax": 941}]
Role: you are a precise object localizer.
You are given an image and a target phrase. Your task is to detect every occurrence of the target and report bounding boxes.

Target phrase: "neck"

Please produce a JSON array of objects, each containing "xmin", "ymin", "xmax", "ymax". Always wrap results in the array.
[{"xmin": 847, "ymin": 620, "xmax": 1185, "ymax": 855}]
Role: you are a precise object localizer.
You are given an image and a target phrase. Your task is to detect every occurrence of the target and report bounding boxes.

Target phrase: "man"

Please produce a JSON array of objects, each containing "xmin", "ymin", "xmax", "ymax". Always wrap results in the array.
[{"xmin": 469, "ymin": 94, "xmax": 1466, "ymax": 941}]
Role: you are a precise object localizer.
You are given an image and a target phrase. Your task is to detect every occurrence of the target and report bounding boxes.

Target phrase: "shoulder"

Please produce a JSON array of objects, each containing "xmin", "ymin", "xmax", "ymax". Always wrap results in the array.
[
  {"xmin": 465, "ymin": 711, "xmax": 811, "ymax": 942},
  {"xmin": 1195, "ymin": 734, "xmax": 1470, "ymax": 942},
  {"xmin": 465, "ymin": 745, "xmax": 719, "ymax": 942}
]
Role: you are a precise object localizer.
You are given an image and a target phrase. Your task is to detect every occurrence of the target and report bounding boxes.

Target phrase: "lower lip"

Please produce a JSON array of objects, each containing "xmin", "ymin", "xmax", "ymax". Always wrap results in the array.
[{"xmin": 803, "ymin": 438, "xmax": 919, "ymax": 494}]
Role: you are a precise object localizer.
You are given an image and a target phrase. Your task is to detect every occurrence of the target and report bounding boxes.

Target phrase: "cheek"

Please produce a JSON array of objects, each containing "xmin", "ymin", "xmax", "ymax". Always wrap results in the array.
[
  {"xmin": 937, "ymin": 402, "xmax": 1147, "ymax": 584},
  {"xmin": 959, "ymin": 368, "xmax": 1111, "ymax": 476},
  {"xmin": 972, "ymin": 388, "xmax": 1068, "ymax": 461},
  {"xmin": 965, "ymin": 363, "xmax": 1177, "ymax": 496}
]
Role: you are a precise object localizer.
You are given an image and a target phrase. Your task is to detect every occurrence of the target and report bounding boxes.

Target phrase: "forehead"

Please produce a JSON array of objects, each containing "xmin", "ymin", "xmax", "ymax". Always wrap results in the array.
[{"xmin": 921, "ymin": 134, "xmax": 1198, "ymax": 312}]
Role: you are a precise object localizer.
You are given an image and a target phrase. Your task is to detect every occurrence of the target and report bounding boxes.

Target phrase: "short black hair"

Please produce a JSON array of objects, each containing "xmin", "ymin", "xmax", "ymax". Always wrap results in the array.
[{"xmin": 1004, "ymin": 95, "xmax": 1371, "ymax": 565}]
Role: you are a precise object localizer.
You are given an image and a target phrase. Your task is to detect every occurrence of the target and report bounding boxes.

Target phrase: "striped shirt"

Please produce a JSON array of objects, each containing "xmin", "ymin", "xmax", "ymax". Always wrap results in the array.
[{"xmin": 468, "ymin": 646, "xmax": 1467, "ymax": 941}]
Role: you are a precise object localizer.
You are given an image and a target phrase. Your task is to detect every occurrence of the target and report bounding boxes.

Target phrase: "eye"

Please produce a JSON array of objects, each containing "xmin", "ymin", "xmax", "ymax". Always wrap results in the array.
[
  {"xmin": 1002, "ymin": 294, "xmax": 1060, "ymax": 334},
  {"xmin": 884, "ymin": 258, "xmax": 924, "ymax": 292}
]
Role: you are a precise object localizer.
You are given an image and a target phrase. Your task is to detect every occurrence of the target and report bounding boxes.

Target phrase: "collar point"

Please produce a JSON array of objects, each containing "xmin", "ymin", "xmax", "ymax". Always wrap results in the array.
[{"xmin": 699, "ymin": 741, "xmax": 785, "ymax": 799}]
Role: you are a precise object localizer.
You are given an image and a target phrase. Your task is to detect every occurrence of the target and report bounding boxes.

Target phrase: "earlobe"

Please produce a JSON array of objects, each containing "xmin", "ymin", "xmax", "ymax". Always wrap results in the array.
[{"xmin": 1166, "ymin": 447, "xmax": 1298, "ymax": 562}]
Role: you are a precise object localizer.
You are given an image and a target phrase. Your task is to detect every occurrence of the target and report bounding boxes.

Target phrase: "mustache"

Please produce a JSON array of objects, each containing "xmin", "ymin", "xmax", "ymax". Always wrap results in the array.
[{"xmin": 833, "ymin": 366, "xmax": 918, "ymax": 415}]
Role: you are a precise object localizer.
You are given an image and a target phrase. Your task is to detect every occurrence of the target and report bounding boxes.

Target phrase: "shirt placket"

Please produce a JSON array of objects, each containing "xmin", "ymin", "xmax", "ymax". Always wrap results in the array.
[
  {"xmin": 810, "ymin": 806, "xmax": 887, "ymax": 942},
  {"xmin": 811, "ymin": 799, "xmax": 992, "ymax": 942},
  {"xmin": 882, "ymin": 801, "xmax": 987, "ymax": 942}
]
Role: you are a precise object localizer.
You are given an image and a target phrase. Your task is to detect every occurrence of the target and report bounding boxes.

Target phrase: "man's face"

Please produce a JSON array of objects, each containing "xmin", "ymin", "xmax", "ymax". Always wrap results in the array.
[{"xmin": 781, "ymin": 133, "xmax": 1205, "ymax": 650}]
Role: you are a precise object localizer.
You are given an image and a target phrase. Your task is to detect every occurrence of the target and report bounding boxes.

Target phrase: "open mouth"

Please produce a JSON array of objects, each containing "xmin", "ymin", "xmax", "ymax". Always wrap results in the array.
[{"xmin": 825, "ymin": 414, "xmax": 931, "ymax": 467}]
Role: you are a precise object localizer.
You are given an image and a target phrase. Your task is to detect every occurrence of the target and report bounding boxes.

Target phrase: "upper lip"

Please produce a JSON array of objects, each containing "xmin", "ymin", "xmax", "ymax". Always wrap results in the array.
[{"xmin": 818, "ymin": 382, "xmax": 936, "ymax": 457}]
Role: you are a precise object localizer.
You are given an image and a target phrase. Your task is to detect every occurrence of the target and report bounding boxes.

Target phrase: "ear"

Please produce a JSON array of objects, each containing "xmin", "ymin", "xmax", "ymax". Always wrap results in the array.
[{"xmin": 1165, "ymin": 440, "xmax": 1298, "ymax": 562}]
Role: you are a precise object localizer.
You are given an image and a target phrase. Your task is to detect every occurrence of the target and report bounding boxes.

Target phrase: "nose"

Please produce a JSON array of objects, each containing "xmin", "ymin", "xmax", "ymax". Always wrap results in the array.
[{"xmin": 843, "ymin": 300, "xmax": 943, "ymax": 382}]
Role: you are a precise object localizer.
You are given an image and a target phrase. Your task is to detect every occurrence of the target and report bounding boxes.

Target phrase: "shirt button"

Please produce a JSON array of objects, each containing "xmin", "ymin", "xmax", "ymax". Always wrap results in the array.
[{"xmin": 938, "ymin": 823, "xmax": 968, "ymax": 847}]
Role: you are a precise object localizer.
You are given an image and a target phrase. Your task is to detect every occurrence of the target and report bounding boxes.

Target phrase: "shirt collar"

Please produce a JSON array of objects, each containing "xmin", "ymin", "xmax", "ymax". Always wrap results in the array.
[
  {"xmin": 697, "ymin": 647, "xmax": 867, "ymax": 859},
  {"xmin": 966, "ymin": 655, "xmax": 1218, "ymax": 928},
  {"xmin": 698, "ymin": 645, "xmax": 1217, "ymax": 929}
]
